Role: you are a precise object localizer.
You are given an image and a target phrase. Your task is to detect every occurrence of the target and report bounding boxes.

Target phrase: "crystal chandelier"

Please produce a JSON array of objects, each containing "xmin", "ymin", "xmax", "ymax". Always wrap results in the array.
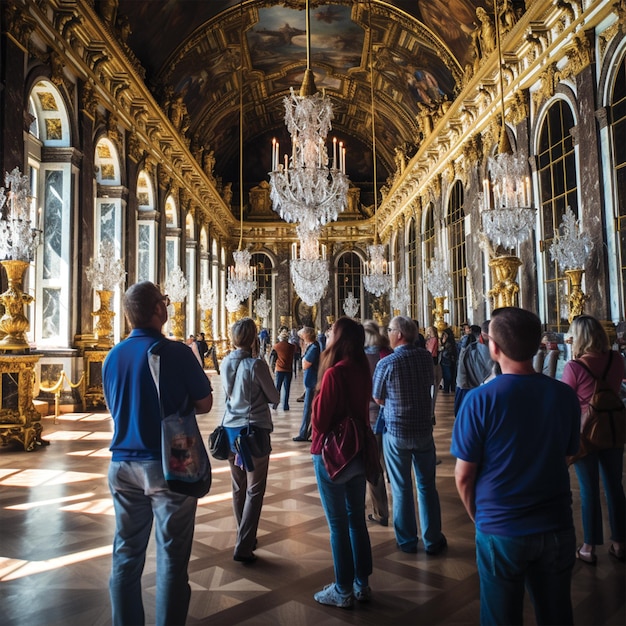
[
  {"xmin": 227, "ymin": 11, "xmax": 257, "ymax": 305},
  {"xmin": 86, "ymin": 241, "xmax": 126, "ymax": 291},
  {"xmin": 549, "ymin": 206, "xmax": 593, "ymax": 270},
  {"xmin": 391, "ymin": 276, "xmax": 411, "ymax": 314},
  {"xmin": 425, "ymin": 247, "xmax": 453, "ymax": 297},
  {"xmin": 362, "ymin": 13, "xmax": 392, "ymax": 298},
  {"xmin": 268, "ymin": 0, "xmax": 349, "ymax": 232},
  {"xmin": 0, "ymin": 167, "xmax": 41, "ymax": 261},
  {"xmin": 343, "ymin": 291, "xmax": 360, "ymax": 318},
  {"xmin": 228, "ymin": 248, "xmax": 257, "ymax": 303},
  {"xmin": 481, "ymin": 0, "xmax": 535, "ymax": 252},
  {"xmin": 290, "ymin": 227, "xmax": 329, "ymax": 306},
  {"xmin": 254, "ymin": 292, "xmax": 271, "ymax": 323},
  {"xmin": 363, "ymin": 240, "xmax": 393, "ymax": 297}
]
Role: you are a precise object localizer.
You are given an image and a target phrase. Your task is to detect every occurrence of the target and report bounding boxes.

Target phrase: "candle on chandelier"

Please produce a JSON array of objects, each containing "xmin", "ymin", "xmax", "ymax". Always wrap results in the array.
[
  {"xmin": 333, "ymin": 137, "xmax": 337, "ymax": 170},
  {"xmin": 272, "ymin": 138, "xmax": 278, "ymax": 171},
  {"xmin": 525, "ymin": 176, "xmax": 531, "ymax": 207},
  {"xmin": 339, "ymin": 141, "xmax": 345, "ymax": 174}
]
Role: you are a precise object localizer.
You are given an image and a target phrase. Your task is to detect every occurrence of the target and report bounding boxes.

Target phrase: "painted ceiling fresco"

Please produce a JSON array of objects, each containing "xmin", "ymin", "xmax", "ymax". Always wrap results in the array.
[{"xmin": 115, "ymin": 0, "xmax": 493, "ymax": 214}]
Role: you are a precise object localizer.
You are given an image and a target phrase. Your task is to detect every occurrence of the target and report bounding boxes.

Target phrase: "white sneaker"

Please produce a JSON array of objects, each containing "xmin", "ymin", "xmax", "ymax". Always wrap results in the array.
[
  {"xmin": 314, "ymin": 583, "xmax": 354, "ymax": 609},
  {"xmin": 353, "ymin": 582, "xmax": 372, "ymax": 602}
]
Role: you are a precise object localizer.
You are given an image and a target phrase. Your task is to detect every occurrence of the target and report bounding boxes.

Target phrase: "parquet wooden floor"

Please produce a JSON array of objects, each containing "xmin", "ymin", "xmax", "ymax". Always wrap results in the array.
[{"xmin": 0, "ymin": 371, "xmax": 624, "ymax": 625}]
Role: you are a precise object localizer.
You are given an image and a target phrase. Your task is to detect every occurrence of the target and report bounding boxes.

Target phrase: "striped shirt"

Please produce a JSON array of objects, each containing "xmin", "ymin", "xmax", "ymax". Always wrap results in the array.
[{"xmin": 372, "ymin": 343, "xmax": 435, "ymax": 440}]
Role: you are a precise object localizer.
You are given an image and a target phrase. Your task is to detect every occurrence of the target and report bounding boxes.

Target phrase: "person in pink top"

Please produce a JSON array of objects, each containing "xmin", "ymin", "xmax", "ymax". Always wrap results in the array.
[{"xmin": 561, "ymin": 315, "xmax": 626, "ymax": 563}]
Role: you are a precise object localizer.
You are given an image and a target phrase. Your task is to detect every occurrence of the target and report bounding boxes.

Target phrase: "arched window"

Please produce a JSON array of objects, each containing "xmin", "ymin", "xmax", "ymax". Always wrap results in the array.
[
  {"xmin": 610, "ymin": 54, "xmax": 626, "ymax": 311},
  {"xmin": 538, "ymin": 99, "xmax": 578, "ymax": 331},
  {"xmin": 446, "ymin": 180, "xmax": 467, "ymax": 327},
  {"xmin": 164, "ymin": 195, "xmax": 179, "ymax": 277},
  {"xmin": 422, "ymin": 203, "xmax": 435, "ymax": 325},
  {"xmin": 94, "ymin": 136, "xmax": 123, "ymax": 341},
  {"xmin": 336, "ymin": 251, "xmax": 362, "ymax": 319},
  {"xmin": 407, "ymin": 218, "xmax": 418, "ymax": 319},
  {"xmin": 28, "ymin": 80, "xmax": 72, "ymax": 347},
  {"xmin": 136, "ymin": 170, "xmax": 156, "ymax": 283}
]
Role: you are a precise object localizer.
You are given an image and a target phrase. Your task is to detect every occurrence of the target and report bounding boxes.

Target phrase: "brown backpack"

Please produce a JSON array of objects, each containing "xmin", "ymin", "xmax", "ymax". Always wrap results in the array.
[{"xmin": 576, "ymin": 352, "xmax": 626, "ymax": 452}]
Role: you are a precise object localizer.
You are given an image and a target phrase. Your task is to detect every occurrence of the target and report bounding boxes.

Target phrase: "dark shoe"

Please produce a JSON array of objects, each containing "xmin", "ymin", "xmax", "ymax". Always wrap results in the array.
[
  {"xmin": 367, "ymin": 514, "xmax": 388, "ymax": 527},
  {"xmin": 271, "ymin": 403, "xmax": 278, "ymax": 410},
  {"xmin": 234, "ymin": 553, "xmax": 257, "ymax": 564},
  {"xmin": 426, "ymin": 534, "xmax": 448, "ymax": 555},
  {"xmin": 397, "ymin": 543, "xmax": 418, "ymax": 554},
  {"xmin": 609, "ymin": 544, "xmax": 625, "ymax": 562},
  {"xmin": 297, "ymin": 394, "xmax": 305, "ymax": 402},
  {"xmin": 283, "ymin": 405, "xmax": 290, "ymax": 411},
  {"xmin": 436, "ymin": 457, "xmax": 442, "ymax": 465},
  {"xmin": 576, "ymin": 546, "xmax": 596, "ymax": 565},
  {"xmin": 292, "ymin": 436, "xmax": 308, "ymax": 442}
]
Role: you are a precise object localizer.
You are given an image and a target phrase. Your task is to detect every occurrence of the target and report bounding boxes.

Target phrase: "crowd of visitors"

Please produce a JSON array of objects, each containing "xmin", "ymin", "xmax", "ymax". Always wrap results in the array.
[{"xmin": 103, "ymin": 281, "xmax": 626, "ymax": 623}]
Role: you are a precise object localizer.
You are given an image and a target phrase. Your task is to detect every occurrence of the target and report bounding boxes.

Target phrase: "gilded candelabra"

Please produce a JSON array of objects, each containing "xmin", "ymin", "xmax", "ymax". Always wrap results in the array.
[
  {"xmin": 85, "ymin": 241, "xmax": 126, "ymax": 347},
  {"xmin": 549, "ymin": 207, "xmax": 592, "ymax": 323},
  {"xmin": 425, "ymin": 247, "xmax": 452, "ymax": 330},
  {"xmin": 487, "ymin": 255, "xmax": 522, "ymax": 308},
  {"xmin": 199, "ymin": 283, "xmax": 216, "ymax": 342},
  {"xmin": 0, "ymin": 167, "xmax": 41, "ymax": 350},
  {"xmin": 164, "ymin": 266, "xmax": 188, "ymax": 341}
]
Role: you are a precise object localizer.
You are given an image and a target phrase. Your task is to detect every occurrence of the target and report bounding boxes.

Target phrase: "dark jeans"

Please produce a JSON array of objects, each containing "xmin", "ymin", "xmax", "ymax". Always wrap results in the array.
[
  {"xmin": 476, "ymin": 527, "xmax": 575, "ymax": 626},
  {"xmin": 574, "ymin": 447, "xmax": 625, "ymax": 545},
  {"xmin": 274, "ymin": 370, "xmax": 292, "ymax": 409},
  {"xmin": 297, "ymin": 386, "xmax": 314, "ymax": 439},
  {"xmin": 441, "ymin": 363, "xmax": 455, "ymax": 392}
]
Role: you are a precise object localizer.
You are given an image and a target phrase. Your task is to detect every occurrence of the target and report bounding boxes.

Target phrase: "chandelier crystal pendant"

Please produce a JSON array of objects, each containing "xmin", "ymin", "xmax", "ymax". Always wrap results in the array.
[
  {"xmin": 268, "ymin": 0, "xmax": 349, "ymax": 232},
  {"xmin": 290, "ymin": 227, "xmax": 329, "ymax": 306},
  {"xmin": 227, "ymin": 4, "xmax": 257, "ymax": 306},
  {"xmin": 254, "ymin": 292, "xmax": 271, "ymax": 323}
]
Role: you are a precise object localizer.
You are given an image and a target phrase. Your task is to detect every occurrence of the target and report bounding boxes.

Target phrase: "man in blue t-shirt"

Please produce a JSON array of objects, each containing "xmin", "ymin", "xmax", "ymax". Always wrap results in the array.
[
  {"xmin": 451, "ymin": 307, "xmax": 580, "ymax": 626},
  {"xmin": 103, "ymin": 281, "xmax": 213, "ymax": 626},
  {"xmin": 293, "ymin": 327, "xmax": 320, "ymax": 441}
]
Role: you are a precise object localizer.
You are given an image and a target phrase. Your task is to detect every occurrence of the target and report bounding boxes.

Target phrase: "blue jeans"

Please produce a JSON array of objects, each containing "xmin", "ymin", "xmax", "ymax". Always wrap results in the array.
[
  {"xmin": 274, "ymin": 370, "xmax": 293, "ymax": 409},
  {"xmin": 108, "ymin": 461, "xmax": 197, "ymax": 626},
  {"xmin": 476, "ymin": 527, "xmax": 576, "ymax": 626},
  {"xmin": 312, "ymin": 454, "xmax": 373, "ymax": 595},
  {"xmin": 297, "ymin": 386, "xmax": 314, "ymax": 439},
  {"xmin": 383, "ymin": 433, "xmax": 443, "ymax": 551},
  {"xmin": 441, "ymin": 363, "xmax": 455, "ymax": 392},
  {"xmin": 574, "ymin": 447, "xmax": 626, "ymax": 545}
]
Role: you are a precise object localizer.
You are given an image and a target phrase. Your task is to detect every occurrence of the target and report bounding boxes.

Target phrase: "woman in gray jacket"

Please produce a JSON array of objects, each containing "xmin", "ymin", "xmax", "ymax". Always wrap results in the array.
[{"xmin": 221, "ymin": 318, "xmax": 280, "ymax": 563}]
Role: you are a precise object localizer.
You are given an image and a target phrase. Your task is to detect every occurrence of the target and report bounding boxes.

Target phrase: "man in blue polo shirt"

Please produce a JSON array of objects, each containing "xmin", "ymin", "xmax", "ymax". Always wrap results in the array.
[
  {"xmin": 103, "ymin": 281, "xmax": 213, "ymax": 626},
  {"xmin": 451, "ymin": 307, "xmax": 580, "ymax": 625}
]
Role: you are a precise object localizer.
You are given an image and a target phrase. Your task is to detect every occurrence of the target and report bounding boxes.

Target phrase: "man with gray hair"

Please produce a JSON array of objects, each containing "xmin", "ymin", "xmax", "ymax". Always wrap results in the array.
[
  {"xmin": 103, "ymin": 281, "xmax": 213, "ymax": 626},
  {"xmin": 372, "ymin": 316, "xmax": 447, "ymax": 555}
]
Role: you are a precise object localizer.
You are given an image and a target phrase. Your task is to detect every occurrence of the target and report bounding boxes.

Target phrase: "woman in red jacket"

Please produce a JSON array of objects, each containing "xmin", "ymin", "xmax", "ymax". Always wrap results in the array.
[{"xmin": 310, "ymin": 317, "xmax": 374, "ymax": 609}]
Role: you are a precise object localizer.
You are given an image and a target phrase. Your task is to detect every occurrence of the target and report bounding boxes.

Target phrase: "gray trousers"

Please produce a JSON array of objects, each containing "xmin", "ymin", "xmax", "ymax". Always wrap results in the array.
[{"xmin": 229, "ymin": 452, "xmax": 270, "ymax": 558}]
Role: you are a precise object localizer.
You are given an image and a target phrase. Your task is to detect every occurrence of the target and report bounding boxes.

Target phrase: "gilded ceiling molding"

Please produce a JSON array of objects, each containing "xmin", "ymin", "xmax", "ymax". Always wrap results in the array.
[
  {"xmin": 3, "ymin": 2, "xmax": 36, "ymax": 52},
  {"xmin": 509, "ymin": 90, "xmax": 529, "ymax": 125},
  {"xmin": 81, "ymin": 80, "xmax": 99, "ymax": 119},
  {"xmin": 127, "ymin": 130, "xmax": 143, "ymax": 162},
  {"xmin": 560, "ymin": 31, "xmax": 593, "ymax": 78},
  {"xmin": 532, "ymin": 62, "xmax": 560, "ymax": 108}
]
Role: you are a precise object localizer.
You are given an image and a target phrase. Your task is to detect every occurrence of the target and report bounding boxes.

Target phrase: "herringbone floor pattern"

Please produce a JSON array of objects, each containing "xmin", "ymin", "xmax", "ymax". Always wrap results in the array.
[{"xmin": 0, "ymin": 372, "xmax": 624, "ymax": 625}]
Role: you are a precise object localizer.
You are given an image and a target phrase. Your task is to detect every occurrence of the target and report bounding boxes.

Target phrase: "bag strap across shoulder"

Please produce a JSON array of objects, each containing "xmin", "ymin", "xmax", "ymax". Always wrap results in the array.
[{"xmin": 575, "ymin": 351, "xmax": 614, "ymax": 382}]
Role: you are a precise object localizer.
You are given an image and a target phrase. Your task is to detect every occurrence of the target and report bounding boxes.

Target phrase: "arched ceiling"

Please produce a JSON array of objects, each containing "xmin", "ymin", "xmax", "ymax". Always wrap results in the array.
[{"xmin": 114, "ymin": 0, "xmax": 490, "ymax": 216}]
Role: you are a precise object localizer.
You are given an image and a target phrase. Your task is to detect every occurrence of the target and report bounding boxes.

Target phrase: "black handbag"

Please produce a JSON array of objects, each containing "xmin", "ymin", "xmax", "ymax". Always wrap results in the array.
[
  {"xmin": 237, "ymin": 424, "xmax": 271, "ymax": 458},
  {"xmin": 208, "ymin": 424, "xmax": 230, "ymax": 460}
]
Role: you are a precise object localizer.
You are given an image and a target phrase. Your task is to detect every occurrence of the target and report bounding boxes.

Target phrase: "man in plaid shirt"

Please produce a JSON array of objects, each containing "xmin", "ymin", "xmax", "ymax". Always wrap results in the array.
[{"xmin": 372, "ymin": 316, "xmax": 447, "ymax": 555}]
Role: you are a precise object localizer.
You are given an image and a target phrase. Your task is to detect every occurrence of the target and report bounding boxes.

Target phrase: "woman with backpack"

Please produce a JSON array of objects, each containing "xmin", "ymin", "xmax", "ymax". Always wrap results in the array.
[{"xmin": 561, "ymin": 315, "xmax": 626, "ymax": 564}]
